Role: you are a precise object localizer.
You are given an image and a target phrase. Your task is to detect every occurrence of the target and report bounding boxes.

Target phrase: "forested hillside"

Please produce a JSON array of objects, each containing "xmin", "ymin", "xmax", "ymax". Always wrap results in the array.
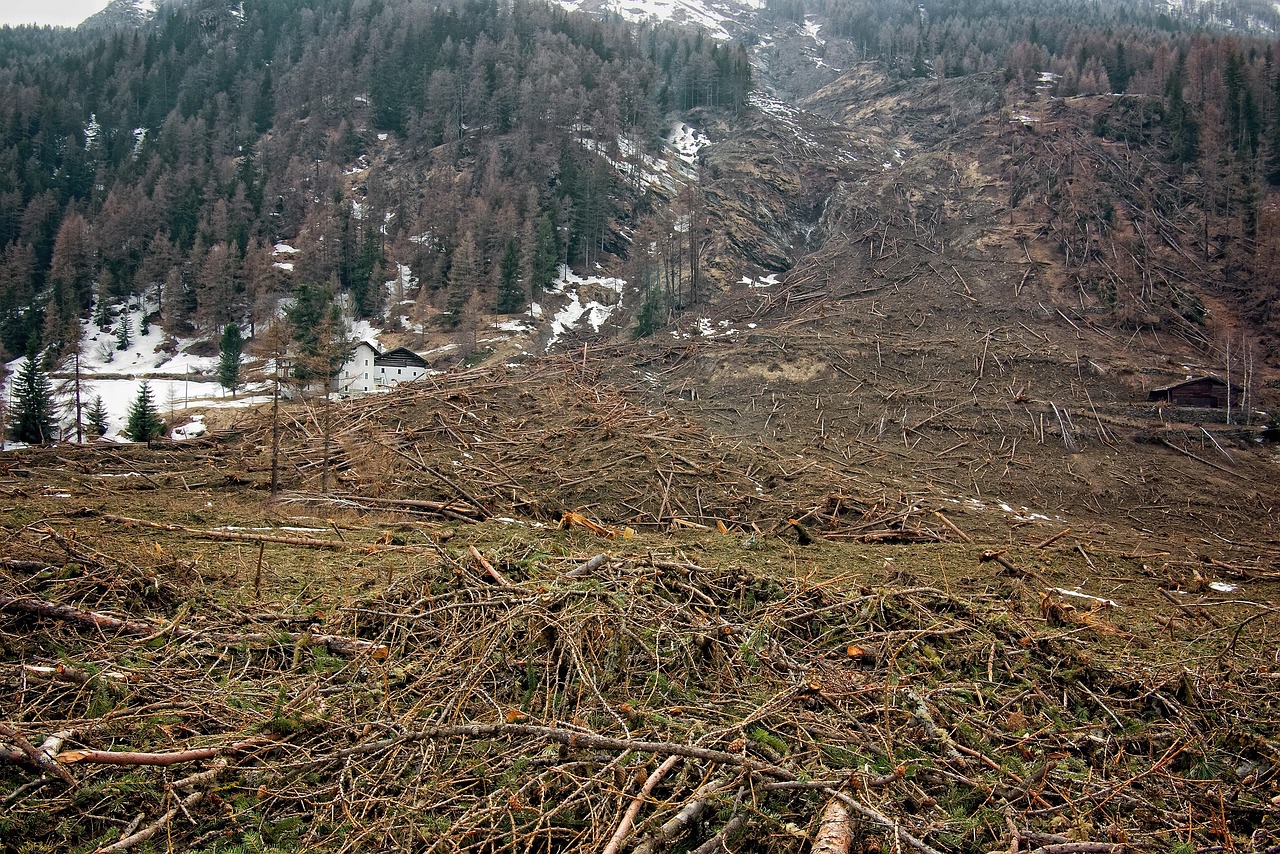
[
  {"xmin": 0, "ymin": 0, "xmax": 750, "ymax": 362},
  {"xmin": 750, "ymin": 0, "xmax": 1280, "ymax": 351}
]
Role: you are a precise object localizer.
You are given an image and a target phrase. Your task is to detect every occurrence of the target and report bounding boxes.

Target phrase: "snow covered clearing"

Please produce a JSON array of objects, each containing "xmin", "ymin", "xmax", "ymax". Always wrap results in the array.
[
  {"xmin": 740, "ymin": 272, "xmax": 780, "ymax": 288},
  {"xmin": 578, "ymin": 135, "xmax": 673, "ymax": 191},
  {"xmin": 671, "ymin": 316, "xmax": 743, "ymax": 339},
  {"xmin": 803, "ymin": 17, "xmax": 825, "ymax": 45},
  {"xmin": 665, "ymin": 122, "xmax": 711, "ymax": 172},
  {"xmin": 552, "ymin": 0, "xmax": 747, "ymax": 39},
  {"xmin": 544, "ymin": 266, "xmax": 625, "ymax": 349}
]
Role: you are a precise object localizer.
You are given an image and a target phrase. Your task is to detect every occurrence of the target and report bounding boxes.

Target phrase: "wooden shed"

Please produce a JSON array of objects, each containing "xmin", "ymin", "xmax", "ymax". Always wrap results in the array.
[{"xmin": 1147, "ymin": 376, "xmax": 1237, "ymax": 408}]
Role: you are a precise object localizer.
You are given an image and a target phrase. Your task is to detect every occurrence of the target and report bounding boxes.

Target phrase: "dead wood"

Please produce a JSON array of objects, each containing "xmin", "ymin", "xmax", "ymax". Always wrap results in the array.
[
  {"xmin": 0, "ymin": 722, "xmax": 76, "ymax": 786},
  {"xmin": 1158, "ymin": 439, "xmax": 1246, "ymax": 480},
  {"xmin": 811, "ymin": 797, "xmax": 852, "ymax": 854},
  {"xmin": 56, "ymin": 739, "xmax": 264, "ymax": 767},
  {"xmin": 0, "ymin": 594, "xmax": 387, "ymax": 659},
  {"xmin": 82, "ymin": 510, "xmax": 358, "ymax": 549}
]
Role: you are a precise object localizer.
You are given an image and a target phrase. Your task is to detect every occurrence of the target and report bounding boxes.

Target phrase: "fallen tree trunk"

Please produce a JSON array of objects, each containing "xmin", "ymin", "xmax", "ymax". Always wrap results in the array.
[
  {"xmin": 79, "ymin": 510, "xmax": 358, "ymax": 550},
  {"xmin": 0, "ymin": 595, "xmax": 388, "ymax": 659},
  {"xmin": 58, "ymin": 739, "xmax": 265, "ymax": 768},
  {"xmin": 812, "ymin": 797, "xmax": 852, "ymax": 854}
]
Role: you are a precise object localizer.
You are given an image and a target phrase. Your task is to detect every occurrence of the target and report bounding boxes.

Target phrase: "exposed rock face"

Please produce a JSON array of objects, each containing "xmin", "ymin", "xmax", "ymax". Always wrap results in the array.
[{"xmin": 80, "ymin": 0, "xmax": 163, "ymax": 29}]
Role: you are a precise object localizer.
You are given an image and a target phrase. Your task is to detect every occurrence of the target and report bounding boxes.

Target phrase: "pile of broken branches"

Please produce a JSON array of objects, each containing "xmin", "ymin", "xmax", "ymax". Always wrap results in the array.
[{"xmin": 3, "ymin": 523, "xmax": 1277, "ymax": 853}]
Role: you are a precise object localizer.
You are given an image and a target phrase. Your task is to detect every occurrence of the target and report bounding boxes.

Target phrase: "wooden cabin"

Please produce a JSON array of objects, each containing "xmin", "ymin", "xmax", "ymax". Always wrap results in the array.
[{"xmin": 1147, "ymin": 376, "xmax": 1237, "ymax": 408}]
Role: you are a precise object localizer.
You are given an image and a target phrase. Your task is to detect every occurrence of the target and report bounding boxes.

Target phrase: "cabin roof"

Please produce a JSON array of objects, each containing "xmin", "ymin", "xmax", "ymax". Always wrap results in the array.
[
  {"xmin": 374, "ymin": 346, "xmax": 428, "ymax": 367},
  {"xmin": 1149, "ymin": 375, "xmax": 1227, "ymax": 394}
]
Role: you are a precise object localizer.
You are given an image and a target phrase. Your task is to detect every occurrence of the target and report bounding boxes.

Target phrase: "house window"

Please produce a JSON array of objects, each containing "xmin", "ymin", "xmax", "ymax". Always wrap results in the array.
[
  {"xmin": 364, "ymin": 373, "xmax": 368, "ymax": 379},
  {"xmin": 397, "ymin": 368, "xmax": 402, "ymax": 375}
]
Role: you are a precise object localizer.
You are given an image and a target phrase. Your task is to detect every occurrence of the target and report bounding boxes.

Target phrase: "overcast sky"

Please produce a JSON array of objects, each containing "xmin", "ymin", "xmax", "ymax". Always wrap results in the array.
[{"xmin": 0, "ymin": 0, "xmax": 113, "ymax": 27}]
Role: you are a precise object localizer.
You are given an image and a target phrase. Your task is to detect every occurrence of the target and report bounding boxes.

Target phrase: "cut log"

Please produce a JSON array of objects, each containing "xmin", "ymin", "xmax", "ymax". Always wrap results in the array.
[{"xmin": 812, "ymin": 797, "xmax": 852, "ymax": 854}]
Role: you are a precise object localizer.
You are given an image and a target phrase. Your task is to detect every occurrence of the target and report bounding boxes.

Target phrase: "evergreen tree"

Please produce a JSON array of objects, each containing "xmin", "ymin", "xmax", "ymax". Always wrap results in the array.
[
  {"xmin": 125, "ymin": 380, "xmax": 166, "ymax": 444},
  {"xmin": 496, "ymin": 237, "xmax": 524, "ymax": 313},
  {"xmin": 218, "ymin": 323, "xmax": 244, "ymax": 394},
  {"xmin": 87, "ymin": 395, "xmax": 109, "ymax": 438},
  {"xmin": 445, "ymin": 231, "xmax": 482, "ymax": 327},
  {"xmin": 116, "ymin": 312, "xmax": 133, "ymax": 351},
  {"xmin": 1165, "ymin": 65, "xmax": 1199, "ymax": 164},
  {"xmin": 285, "ymin": 281, "xmax": 351, "ymax": 385},
  {"xmin": 1268, "ymin": 65, "xmax": 1280, "ymax": 185},
  {"xmin": 530, "ymin": 215, "xmax": 559, "ymax": 295},
  {"xmin": 633, "ymin": 280, "xmax": 662, "ymax": 339},
  {"xmin": 93, "ymin": 295, "xmax": 113, "ymax": 331},
  {"xmin": 11, "ymin": 348, "xmax": 57, "ymax": 444}
]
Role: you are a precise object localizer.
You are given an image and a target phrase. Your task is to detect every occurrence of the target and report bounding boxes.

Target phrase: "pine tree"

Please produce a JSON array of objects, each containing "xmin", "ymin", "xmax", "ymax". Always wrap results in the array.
[
  {"xmin": 1166, "ymin": 65, "xmax": 1199, "ymax": 165},
  {"xmin": 87, "ymin": 395, "xmax": 109, "ymax": 438},
  {"xmin": 218, "ymin": 323, "xmax": 244, "ymax": 394},
  {"xmin": 125, "ymin": 380, "xmax": 166, "ymax": 444},
  {"xmin": 495, "ymin": 237, "xmax": 524, "ymax": 313},
  {"xmin": 11, "ymin": 348, "xmax": 57, "ymax": 444},
  {"xmin": 285, "ymin": 282, "xmax": 351, "ymax": 385},
  {"xmin": 530, "ymin": 214, "xmax": 559, "ymax": 295},
  {"xmin": 633, "ymin": 280, "xmax": 662, "ymax": 339},
  {"xmin": 116, "ymin": 312, "xmax": 133, "ymax": 351},
  {"xmin": 93, "ymin": 294, "xmax": 113, "ymax": 331},
  {"xmin": 1268, "ymin": 65, "xmax": 1280, "ymax": 185},
  {"xmin": 445, "ymin": 231, "xmax": 482, "ymax": 327}
]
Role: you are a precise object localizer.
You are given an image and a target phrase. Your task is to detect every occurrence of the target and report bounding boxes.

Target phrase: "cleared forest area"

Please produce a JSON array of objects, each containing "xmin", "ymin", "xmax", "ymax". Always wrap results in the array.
[{"xmin": 2, "ymin": 331, "xmax": 1278, "ymax": 851}]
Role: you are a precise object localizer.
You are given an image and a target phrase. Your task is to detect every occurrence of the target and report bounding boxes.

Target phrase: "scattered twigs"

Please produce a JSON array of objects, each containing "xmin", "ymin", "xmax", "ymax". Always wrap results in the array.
[{"xmin": 5, "ymin": 501, "xmax": 1277, "ymax": 854}]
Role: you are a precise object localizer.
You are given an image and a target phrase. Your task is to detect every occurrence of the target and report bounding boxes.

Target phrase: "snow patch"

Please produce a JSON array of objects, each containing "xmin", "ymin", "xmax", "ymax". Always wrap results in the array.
[
  {"xmin": 666, "ymin": 122, "xmax": 710, "ymax": 171},
  {"xmin": 552, "ymin": 0, "xmax": 742, "ymax": 39},
  {"xmin": 803, "ymin": 17, "xmax": 825, "ymax": 46},
  {"xmin": 544, "ymin": 266, "xmax": 625, "ymax": 349}
]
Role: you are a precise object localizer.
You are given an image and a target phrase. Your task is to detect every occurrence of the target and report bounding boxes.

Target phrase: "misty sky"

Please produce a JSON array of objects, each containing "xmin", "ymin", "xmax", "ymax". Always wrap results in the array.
[{"xmin": 0, "ymin": 0, "xmax": 113, "ymax": 27}]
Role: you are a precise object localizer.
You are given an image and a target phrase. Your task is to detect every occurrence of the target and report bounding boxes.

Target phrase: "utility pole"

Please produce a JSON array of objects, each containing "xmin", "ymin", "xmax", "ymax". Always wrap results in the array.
[
  {"xmin": 270, "ymin": 362, "xmax": 282, "ymax": 498},
  {"xmin": 74, "ymin": 350, "xmax": 83, "ymax": 443}
]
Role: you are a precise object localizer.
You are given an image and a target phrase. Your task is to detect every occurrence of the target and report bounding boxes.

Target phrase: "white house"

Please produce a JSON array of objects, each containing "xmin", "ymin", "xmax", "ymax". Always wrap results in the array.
[
  {"xmin": 337, "ymin": 342, "xmax": 429, "ymax": 395},
  {"xmin": 339, "ymin": 341, "xmax": 382, "ymax": 394}
]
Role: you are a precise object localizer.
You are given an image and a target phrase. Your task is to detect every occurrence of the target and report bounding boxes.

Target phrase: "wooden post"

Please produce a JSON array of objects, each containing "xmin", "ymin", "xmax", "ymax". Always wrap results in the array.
[{"xmin": 270, "ymin": 374, "xmax": 281, "ymax": 498}]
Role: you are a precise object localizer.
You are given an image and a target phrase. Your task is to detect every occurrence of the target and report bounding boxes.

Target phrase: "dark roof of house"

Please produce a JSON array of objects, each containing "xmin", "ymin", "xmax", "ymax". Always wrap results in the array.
[
  {"xmin": 1149, "ymin": 375, "xmax": 1227, "ymax": 394},
  {"xmin": 374, "ymin": 346, "xmax": 428, "ymax": 368}
]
